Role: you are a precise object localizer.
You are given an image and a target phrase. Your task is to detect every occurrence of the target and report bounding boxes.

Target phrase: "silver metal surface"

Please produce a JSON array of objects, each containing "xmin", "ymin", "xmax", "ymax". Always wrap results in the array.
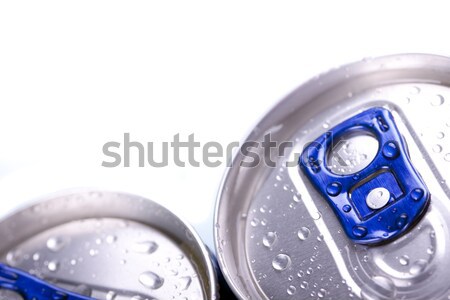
[
  {"xmin": 0, "ymin": 190, "xmax": 219, "ymax": 300},
  {"xmin": 366, "ymin": 188, "xmax": 390, "ymax": 210},
  {"xmin": 215, "ymin": 54, "xmax": 450, "ymax": 299},
  {"xmin": 0, "ymin": 290, "xmax": 23, "ymax": 300}
]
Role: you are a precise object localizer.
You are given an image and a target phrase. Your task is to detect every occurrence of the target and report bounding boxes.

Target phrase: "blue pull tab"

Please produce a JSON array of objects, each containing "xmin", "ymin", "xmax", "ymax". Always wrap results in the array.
[
  {"xmin": 299, "ymin": 107, "xmax": 430, "ymax": 245},
  {"xmin": 0, "ymin": 263, "xmax": 95, "ymax": 300}
]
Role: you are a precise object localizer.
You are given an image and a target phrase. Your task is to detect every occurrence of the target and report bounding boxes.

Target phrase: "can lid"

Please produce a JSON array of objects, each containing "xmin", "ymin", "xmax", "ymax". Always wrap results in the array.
[
  {"xmin": 0, "ymin": 190, "xmax": 218, "ymax": 300},
  {"xmin": 215, "ymin": 54, "xmax": 450, "ymax": 300}
]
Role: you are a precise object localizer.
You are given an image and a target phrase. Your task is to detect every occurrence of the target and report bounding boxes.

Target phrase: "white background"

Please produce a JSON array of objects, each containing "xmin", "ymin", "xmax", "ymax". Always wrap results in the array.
[{"xmin": 1, "ymin": 1, "xmax": 450, "ymax": 249}]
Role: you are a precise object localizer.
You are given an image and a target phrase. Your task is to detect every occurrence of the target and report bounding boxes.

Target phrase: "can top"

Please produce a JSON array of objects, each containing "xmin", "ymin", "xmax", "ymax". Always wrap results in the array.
[
  {"xmin": 0, "ymin": 189, "xmax": 218, "ymax": 300},
  {"xmin": 215, "ymin": 54, "xmax": 450, "ymax": 299}
]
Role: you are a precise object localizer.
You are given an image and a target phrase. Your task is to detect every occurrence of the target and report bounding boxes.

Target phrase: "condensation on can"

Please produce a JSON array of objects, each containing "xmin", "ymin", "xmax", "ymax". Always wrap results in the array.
[
  {"xmin": 215, "ymin": 54, "xmax": 450, "ymax": 299},
  {"xmin": 0, "ymin": 189, "xmax": 220, "ymax": 300}
]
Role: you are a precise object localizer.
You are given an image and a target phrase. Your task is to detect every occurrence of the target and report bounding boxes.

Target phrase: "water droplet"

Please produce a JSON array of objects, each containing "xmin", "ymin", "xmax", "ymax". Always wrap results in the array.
[
  {"xmin": 318, "ymin": 288, "xmax": 327, "ymax": 298},
  {"xmin": 410, "ymin": 86, "xmax": 420, "ymax": 95},
  {"xmin": 409, "ymin": 259, "xmax": 428, "ymax": 275},
  {"xmin": 131, "ymin": 241, "xmax": 158, "ymax": 254},
  {"xmin": 300, "ymin": 281, "xmax": 309, "ymax": 289},
  {"xmin": 297, "ymin": 270, "xmax": 304, "ymax": 278},
  {"xmin": 32, "ymin": 253, "xmax": 40, "ymax": 261},
  {"xmin": 293, "ymin": 193, "xmax": 301, "ymax": 203},
  {"xmin": 287, "ymin": 285, "xmax": 297, "ymax": 295},
  {"xmin": 352, "ymin": 225, "xmax": 368, "ymax": 238},
  {"xmin": 399, "ymin": 255, "xmax": 409, "ymax": 266},
  {"xmin": 317, "ymin": 234, "xmax": 324, "ymax": 242},
  {"xmin": 169, "ymin": 269, "xmax": 179, "ymax": 276},
  {"xmin": 6, "ymin": 251, "xmax": 21, "ymax": 266},
  {"xmin": 323, "ymin": 122, "xmax": 330, "ymax": 129},
  {"xmin": 276, "ymin": 175, "xmax": 283, "ymax": 181},
  {"xmin": 177, "ymin": 276, "xmax": 192, "ymax": 290},
  {"xmin": 106, "ymin": 235, "xmax": 117, "ymax": 244},
  {"xmin": 48, "ymin": 260, "xmax": 59, "ymax": 272},
  {"xmin": 382, "ymin": 141, "xmax": 400, "ymax": 159},
  {"xmin": 139, "ymin": 271, "xmax": 164, "ymax": 289},
  {"xmin": 106, "ymin": 291, "xmax": 117, "ymax": 300},
  {"xmin": 272, "ymin": 254, "xmax": 291, "ymax": 271},
  {"xmin": 297, "ymin": 227, "xmax": 311, "ymax": 241},
  {"xmin": 396, "ymin": 213, "xmax": 408, "ymax": 229},
  {"xmin": 427, "ymin": 246, "xmax": 435, "ymax": 255},
  {"xmin": 46, "ymin": 237, "xmax": 66, "ymax": 252},
  {"xmin": 306, "ymin": 267, "xmax": 313, "ymax": 275},
  {"xmin": 437, "ymin": 132, "xmax": 445, "ymax": 139},
  {"xmin": 312, "ymin": 211, "xmax": 322, "ymax": 220},
  {"xmin": 431, "ymin": 94, "xmax": 445, "ymax": 106},
  {"xmin": 445, "ymin": 153, "xmax": 450, "ymax": 162},
  {"xmin": 343, "ymin": 205, "xmax": 352, "ymax": 213},
  {"xmin": 260, "ymin": 205, "xmax": 268, "ymax": 213},
  {"xmin": 433, "ymin": 144, "xmax": 443, "ymax": 153},
  {"xmin": 326, "ymin": 182, "xmax": 342, "ymax": 196},
  {"xmin": 263, "ymin": 232, "xmax": 278, "ymax": 248},
  {"xmin": 89, "ymin": 249, "xmax": 99, "ymax": 257},
  {"xmin": 250, "ymin": 218, "xmax": 260, "ymax": 227}
]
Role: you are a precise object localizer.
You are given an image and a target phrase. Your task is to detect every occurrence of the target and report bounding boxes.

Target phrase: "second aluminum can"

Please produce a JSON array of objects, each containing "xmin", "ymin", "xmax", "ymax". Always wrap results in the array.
[{"xmin": 0, "ymin": 189, "xmax": 220, "ymax": 300}]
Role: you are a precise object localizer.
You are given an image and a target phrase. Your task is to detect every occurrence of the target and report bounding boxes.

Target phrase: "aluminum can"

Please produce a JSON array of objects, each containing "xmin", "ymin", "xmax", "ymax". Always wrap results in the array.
[
  {"xmin": 0, "ymin": 189, "xmax": 219, "ymax": 300},
  {"xmin": 215, "ymin": 54, "xmax": 450, "ymax": 299}
]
